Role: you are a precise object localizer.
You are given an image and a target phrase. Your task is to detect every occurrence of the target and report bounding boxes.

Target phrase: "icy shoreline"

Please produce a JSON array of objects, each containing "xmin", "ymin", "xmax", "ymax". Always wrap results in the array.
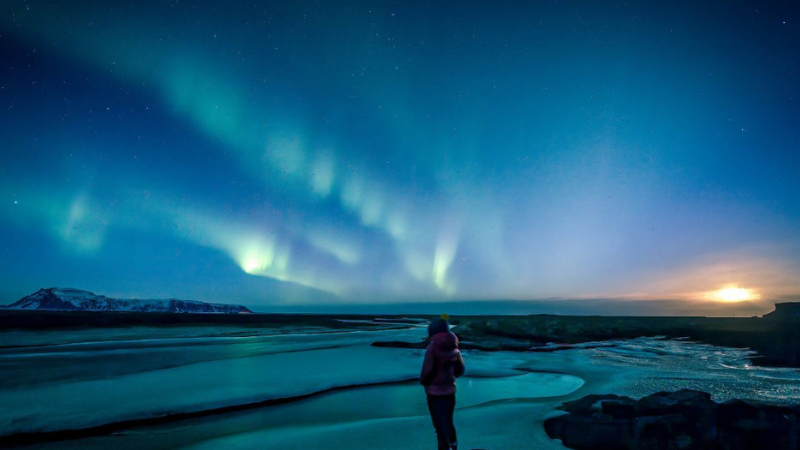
[{"xmin": 3, "ymin": 320, "xmax": 800, "ymax": 449}]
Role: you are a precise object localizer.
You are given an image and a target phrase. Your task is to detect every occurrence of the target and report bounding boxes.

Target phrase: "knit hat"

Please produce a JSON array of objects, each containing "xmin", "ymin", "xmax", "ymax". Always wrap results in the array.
[{"xmin": 427, "ymin": 313, "xmax": 450, "ymax": 337}]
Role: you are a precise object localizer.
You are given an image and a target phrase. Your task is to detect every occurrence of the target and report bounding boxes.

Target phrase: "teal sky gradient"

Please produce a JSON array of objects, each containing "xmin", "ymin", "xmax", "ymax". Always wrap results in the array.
[{"xmin": 1, "ymin": 0, "xmax": 798, "ymax": 312}]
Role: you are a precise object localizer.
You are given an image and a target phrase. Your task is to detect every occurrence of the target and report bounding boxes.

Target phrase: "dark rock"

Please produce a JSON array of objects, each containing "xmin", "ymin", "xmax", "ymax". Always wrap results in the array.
[
  {"xmin": 636, "ymin": 389, "xmax": 715, "ymax": 415},
  {"xmin": 370, "ymin": 340, "xmax": 428, "ymax": 349},
  {"xmin": 558, "ymin": 394, "xmax": 629, "ymax": 415},
  {"xmin": 763, "ymin": 302, "xmax": 800, "ymax": 321},
  {"xmin": 545, "ymin": 389, "xmax": 800, "ymax": 450}
]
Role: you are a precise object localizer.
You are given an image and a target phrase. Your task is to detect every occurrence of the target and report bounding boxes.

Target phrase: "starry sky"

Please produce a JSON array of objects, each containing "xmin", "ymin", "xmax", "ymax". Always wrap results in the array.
[{"xmin": 1, "ymin": 0, "xmax": 798, "ymax": 314}]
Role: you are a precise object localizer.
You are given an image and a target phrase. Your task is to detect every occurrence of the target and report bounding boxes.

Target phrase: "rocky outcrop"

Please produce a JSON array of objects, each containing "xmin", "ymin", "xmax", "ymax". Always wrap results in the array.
[
  {"xmin": 545, "ymin": 389, "xmax": 800, "ymax": 450},
  {"xmin": 763, "ymin": 302, "xmax": 800, "ymax": 321}
]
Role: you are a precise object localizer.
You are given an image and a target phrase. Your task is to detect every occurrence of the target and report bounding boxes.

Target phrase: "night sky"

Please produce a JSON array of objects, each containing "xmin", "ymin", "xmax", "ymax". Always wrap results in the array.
[{"xmin": 1, "ymin": 1, "xmax": 798, "ymax": 313}]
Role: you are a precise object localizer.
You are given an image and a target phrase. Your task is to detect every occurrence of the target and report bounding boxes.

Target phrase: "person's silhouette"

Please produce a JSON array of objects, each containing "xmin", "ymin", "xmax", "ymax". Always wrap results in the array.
[{"xmin": 421, "ymin": 314, "xmax": 465, "ymax": 450}]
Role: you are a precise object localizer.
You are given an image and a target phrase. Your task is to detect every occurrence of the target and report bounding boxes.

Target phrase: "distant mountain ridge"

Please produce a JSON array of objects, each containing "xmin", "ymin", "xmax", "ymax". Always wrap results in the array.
[{"xmin": 4, "ymin": 288, "xmax": 252, "ymax": 314}]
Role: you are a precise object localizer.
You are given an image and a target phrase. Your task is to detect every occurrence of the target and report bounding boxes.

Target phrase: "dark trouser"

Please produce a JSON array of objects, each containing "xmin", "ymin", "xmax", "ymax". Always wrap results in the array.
[{"xmin": 427, "ymin": 394, "xmax": 457, "ymax": 450}]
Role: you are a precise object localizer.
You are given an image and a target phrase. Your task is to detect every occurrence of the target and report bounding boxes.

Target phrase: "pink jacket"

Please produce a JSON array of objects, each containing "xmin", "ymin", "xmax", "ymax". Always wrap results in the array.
[{"xmin": 420, "ymin": 331, "xmax": 465, "ymax": 395}]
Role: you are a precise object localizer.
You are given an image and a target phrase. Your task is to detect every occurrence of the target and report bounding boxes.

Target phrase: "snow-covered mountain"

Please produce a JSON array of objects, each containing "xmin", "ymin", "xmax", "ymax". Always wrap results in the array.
[{"xmin": 4, "ymin": 288, "xmax": 252, "ymax": 314}]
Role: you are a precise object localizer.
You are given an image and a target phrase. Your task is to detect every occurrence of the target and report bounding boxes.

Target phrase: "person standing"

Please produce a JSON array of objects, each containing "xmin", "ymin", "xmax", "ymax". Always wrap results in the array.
[{"xmin": 421, "ymin": 314, "xmax": 465, "ymax": 450}]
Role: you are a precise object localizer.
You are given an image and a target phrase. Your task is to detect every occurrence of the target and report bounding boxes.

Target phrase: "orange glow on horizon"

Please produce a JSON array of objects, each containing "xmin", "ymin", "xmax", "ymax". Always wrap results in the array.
[{"xmin": 714, "ymin": 287, "xmax": 758, "ymax": 302}]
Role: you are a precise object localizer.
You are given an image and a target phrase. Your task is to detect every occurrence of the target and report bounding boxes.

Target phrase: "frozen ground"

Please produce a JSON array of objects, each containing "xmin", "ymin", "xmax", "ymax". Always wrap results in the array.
[{"xmin": 2, "ymin": 320, "xmax": 800, "ymax": 449}]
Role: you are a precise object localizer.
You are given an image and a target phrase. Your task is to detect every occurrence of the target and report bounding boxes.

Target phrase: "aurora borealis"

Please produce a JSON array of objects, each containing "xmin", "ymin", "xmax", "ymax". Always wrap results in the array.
[{"xmin": 1, "ymin": 1, "xmax": 798, "ymax": 312}]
